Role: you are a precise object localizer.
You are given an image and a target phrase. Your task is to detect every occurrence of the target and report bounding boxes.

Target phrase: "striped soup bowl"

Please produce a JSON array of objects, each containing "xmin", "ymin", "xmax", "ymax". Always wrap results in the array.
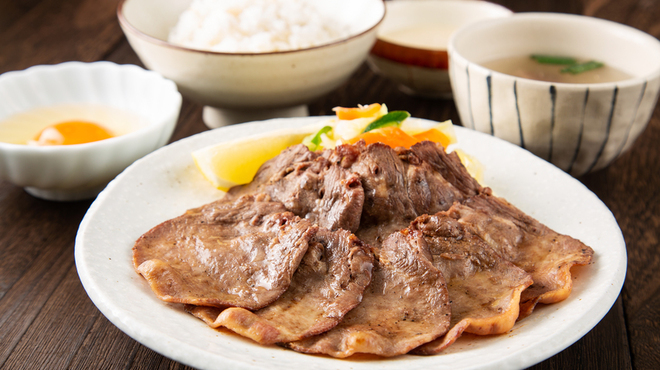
[{"xmin": 448, "ymin": 13, "xmax": 660, "ymax": 176}]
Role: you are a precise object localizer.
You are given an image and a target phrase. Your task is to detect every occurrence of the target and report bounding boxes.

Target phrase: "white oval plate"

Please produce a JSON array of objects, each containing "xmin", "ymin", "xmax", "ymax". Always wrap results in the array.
[{"xmin": 75, "ymin": 117, "xmax": 626, "ymax": 370}]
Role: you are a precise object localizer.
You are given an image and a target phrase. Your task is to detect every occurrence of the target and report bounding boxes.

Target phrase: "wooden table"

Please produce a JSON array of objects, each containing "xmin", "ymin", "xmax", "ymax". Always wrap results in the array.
[{"xmin": 1, "ymin": 0, "xmax": 658, "ymax": 369}]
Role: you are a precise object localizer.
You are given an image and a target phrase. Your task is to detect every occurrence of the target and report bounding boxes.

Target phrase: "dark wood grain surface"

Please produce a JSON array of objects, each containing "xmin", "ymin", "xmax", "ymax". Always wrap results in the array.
[{"xmin": 0, "ymin": 0, "xmax": 658, "ymax": 369}]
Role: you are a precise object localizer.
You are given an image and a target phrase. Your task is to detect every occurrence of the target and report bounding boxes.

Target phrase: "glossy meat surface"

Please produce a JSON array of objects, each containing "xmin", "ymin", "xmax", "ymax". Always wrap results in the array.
[
  {"xmin": 326, "ymin": 141, "xmax": 481, "ymax": 247},
  {"xmin": 452, "ymin": 192, "xmax": 594, "ymax": 317},
  {"xmin": 406, "ymin": 213, "xmax": 533, "ymax": 354},
  {"xmin": 135, "ymin": 138, "xmax": 595, "ymax": 359},
  {"xmin": 227, "ymin": 144, "xmax": 364, "ymax": 232},
  {"xmin": 286, "ymin": 230, "xmax": 451, "ymax": 358},
  {"xmin": 133, "ymin": 194, "xmax": 316, "ymax": 310},
  {"xmin": 186, "ymin": 228, "xmax": 373, "ymax": 344}
]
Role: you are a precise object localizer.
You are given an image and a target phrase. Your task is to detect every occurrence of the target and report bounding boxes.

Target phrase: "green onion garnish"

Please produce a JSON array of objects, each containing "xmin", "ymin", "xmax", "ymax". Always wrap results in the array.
[
  {"xmin": 531, "ymin": 54, "xmax": 577, "ymax": 65},
  {"xmin": 362, "ymin": 111, "xmax": 410, "ymax": 133},
  {"xmin": 311, "ymin": 126, "xmax": 332, "ymax": 146},
  {"xmin": 305, "ymin": 125, "xmax": 333, "ymax": 151},
  {"xmin": 561, "ymin": 61, "xmax": 605, "ymax": 74}
]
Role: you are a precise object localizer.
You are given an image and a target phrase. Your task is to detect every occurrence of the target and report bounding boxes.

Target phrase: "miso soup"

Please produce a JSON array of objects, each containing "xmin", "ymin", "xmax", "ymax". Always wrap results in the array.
[{"xmin": 481, "ymin": 55, "xmax": 632, "ymax": 83}]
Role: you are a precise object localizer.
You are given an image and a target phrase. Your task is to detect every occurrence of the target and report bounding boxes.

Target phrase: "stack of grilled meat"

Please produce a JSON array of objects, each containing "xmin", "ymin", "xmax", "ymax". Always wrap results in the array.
[{"xmin": 133, "ymin": 140, "xmax": 593, "ymax": 357}]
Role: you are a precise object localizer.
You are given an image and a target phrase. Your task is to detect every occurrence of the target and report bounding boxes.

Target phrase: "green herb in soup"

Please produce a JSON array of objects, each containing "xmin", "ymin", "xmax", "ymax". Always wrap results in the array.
[
  {"xmin": 531, "ymin": 54, "xmax": 605, "ymax": 74},
  {"xmin": 530, "ymin": 54, "xmax": 577, "ymax": 65},
  {"xmin": 482, "ymin": 55, "xmax": 631, "ymax": 83},
  {"xmin": 560, "ymin": 61, "xmax": 605, "ymax": 74}
]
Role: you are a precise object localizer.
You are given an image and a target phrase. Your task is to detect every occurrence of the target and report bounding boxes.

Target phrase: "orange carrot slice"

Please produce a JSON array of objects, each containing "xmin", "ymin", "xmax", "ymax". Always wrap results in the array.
[
  {"xmin": 333, "ymin": 103, "xmax": 382, "ymax": 120},
  {"xmin": 412, "ymin": 127, "xmax": 454, "ymax": 149},
  {"xmin": 348, "ymin": 126, "xmax": 418, "ymax": 148}
]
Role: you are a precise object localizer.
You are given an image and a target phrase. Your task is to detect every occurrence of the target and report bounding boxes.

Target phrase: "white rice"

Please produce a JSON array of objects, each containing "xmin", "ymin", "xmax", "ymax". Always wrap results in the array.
[{"xmin": 168, "ymin": 0, "xmax": 352, "ymax": 53}]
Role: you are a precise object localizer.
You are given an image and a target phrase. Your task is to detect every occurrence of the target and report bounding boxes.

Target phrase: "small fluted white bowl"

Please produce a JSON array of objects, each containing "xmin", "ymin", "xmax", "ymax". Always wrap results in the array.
[
  {"xmin": 0, "ymin": 61, "xmax": 182, "ymax": 201},
  {"xmin": 449, "ymin": 13, "xmax": 660, "ymax": 176},
  {"xmin": 118, "ymin": 0, "xmax": 385, "ymax": 128}
]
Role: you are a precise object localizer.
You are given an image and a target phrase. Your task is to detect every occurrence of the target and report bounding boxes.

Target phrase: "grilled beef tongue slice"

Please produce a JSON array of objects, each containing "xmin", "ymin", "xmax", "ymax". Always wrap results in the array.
[
  {"xmin": 227, "ymin": 144, "xmax": 364, "ymax": 233},
  {"xmin": 285, "ymin": 229, "xmax": 451, "ymax": 358},
  {"xmin": 185, "ymin": 228, "xmax": 374, "ymax": 344},
  {"xmin": 451, "ymin": 192, "xmax": 595, "ymax": 318},
  {"xmin": 406, "ymin": 213, "xmax": 533, "ymax": 355},
  {"xmin": 133, "ymin": 193, "xmax": 316, "ymax": 310},
  {"xmin": 226, "ymin": 144, "xmax": 318, "ymax": 199},
  {"xmin": 326, "ymin": 140, "xmax": 480, "ymax": 248}
]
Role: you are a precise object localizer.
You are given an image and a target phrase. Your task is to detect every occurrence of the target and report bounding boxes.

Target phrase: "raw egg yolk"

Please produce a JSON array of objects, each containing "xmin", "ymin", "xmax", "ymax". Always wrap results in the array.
[{"xmin": 31, "ymin": 121, "xmax": 114, "ymax": 146}]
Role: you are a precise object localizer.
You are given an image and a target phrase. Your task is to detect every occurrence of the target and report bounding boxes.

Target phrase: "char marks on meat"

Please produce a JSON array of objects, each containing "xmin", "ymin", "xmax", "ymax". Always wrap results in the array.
[
  {"xmin": 341, "ymin": 141, "xmax": 482, "ymax": 218},
  {"xmin": 185, "ymin": 228, "xmax": 374, "ymax": 344},
  {"xmin": 327, "ymin": 140, "xmax": 481, "ymax": 247},
  {"xmin": 133, "ymin": 193, "xmax": 316, "ymax": 310},
  {"xmin": 135, "ymin": 136, "xmax": 595, "ymax": 358},
  {"xmin": 451, "ymin": 192, "xmax": 594, "ymax": 317},
  {"xmin": 403, "ymin": 213, "xmax": 533, "ymax": 355},
  {"xmin": 227, "ymin": 144, "xmax": 364, "ymax": 233},
  {"xmin": 227, "ymin": 144, "xmax": 318, "ymax": 199},
  {"xmin": 286, "ymin": 230, "xmax": 451, "ymax": 358},
  {"xmin": 405, "ymin": 140, "xmax": 482, "ymax": 199}
]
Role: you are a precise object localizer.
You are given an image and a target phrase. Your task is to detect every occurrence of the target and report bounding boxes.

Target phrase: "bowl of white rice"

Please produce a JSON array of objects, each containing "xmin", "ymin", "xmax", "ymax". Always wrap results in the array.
[{"xmin": 118, "ymin": 0, "xmax": 385, "ymax": 127}]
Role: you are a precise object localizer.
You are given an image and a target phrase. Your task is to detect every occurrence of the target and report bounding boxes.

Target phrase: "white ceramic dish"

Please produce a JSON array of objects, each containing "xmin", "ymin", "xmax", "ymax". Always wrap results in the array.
[
  {"xmin": 0, "ymin": 61, "xmax": 181, "ymax": 201},
  {"xmin": 368, "ymin": 0, "xmax": 512, "ymax": 98},
  {"xmin": 118, "ymin": 0, "xmax": 385, "ymax": 128},
  {"xmin": 75, "ymin": 117, "xmax": 625, "ymax": 370},
  {"xmin": 449, "ymin": 13, "xmax": 660, "ymax": 176}
]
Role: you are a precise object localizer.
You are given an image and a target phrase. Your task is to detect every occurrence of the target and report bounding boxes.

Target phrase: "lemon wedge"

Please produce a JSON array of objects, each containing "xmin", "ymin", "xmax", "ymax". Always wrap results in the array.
[
  {"xmin": 454, "ymin": 148, "xmax": 485, "ymax": 185},
  {"xmin": 192, "ymin": 128, "xmax": 314, "ymax": 191}
]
